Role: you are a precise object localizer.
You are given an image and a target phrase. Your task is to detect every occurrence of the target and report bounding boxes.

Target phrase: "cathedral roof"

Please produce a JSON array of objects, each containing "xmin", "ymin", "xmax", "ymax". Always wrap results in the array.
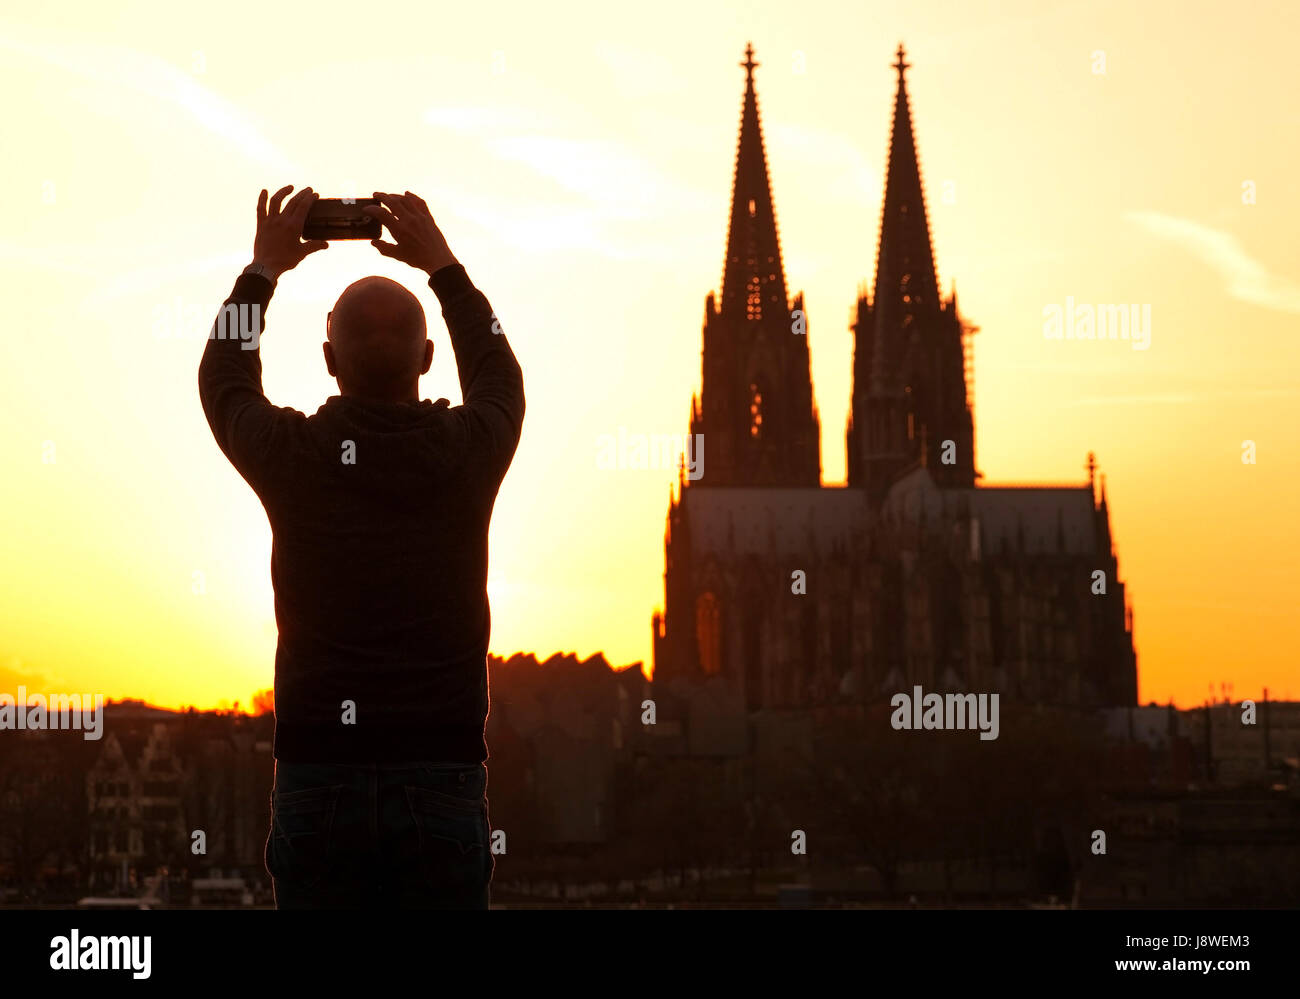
[
  {"xmin": 679, "ymin": 486, "xmax": 869, "ymax": 555},
  {"xmin": 970, "ymin": 486, "xmax": 1097, "ymax": 554},
  {"xmin": 883, "ymin": 466, "xmax": 1098, "ymax": 554}
]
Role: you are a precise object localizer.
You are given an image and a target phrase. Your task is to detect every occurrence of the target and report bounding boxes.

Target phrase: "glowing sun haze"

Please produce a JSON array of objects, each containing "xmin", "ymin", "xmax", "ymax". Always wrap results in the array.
[{"xmin": 2, "ymin": 0, "xmax": 1297, "ymax": 710}]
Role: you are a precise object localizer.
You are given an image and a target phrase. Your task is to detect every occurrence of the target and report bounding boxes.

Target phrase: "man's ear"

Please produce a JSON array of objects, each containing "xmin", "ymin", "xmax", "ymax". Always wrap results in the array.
[
  {"xmin": 323, "ymin": 341, "xmax": 337, "ymax": 377},
  {"xmin": 420, "ymin": 339, "xmax": 434, "ymax": 375}
]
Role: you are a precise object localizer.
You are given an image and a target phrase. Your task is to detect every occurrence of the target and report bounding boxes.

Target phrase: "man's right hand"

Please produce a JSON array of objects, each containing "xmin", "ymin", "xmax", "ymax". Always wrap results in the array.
[{"xmin": 367, "ymin": 192, "xmax": 459, "ymax": 276}]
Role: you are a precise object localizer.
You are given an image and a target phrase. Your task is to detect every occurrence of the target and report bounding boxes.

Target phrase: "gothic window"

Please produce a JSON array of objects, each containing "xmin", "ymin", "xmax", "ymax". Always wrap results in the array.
[
  {"xmin": 749, "ymin": 383, "xmax": 763, "ymax": 438},
  {"xmin": 696, "ymin": 592, "xmax": 722, "ymax": 676},
  {"xmin": 748, "ymin": 198, "xmax": 757, "ymax": 217},
  {"xmin": 746, "ymin": 275, "xmax": 762, "ymax": 320}
]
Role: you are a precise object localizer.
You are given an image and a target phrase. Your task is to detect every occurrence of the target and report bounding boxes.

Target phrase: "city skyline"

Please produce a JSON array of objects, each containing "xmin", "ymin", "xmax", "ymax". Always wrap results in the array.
[{"xmin": 3, "ymin": 0, "xmax": 1299, "ymax": 712}]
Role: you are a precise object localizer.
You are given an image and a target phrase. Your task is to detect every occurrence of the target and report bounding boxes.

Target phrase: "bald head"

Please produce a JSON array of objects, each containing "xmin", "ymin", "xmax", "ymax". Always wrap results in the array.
[{"xmin": 324, "ymin": 276, "xmax": 432, "ymax": 402}]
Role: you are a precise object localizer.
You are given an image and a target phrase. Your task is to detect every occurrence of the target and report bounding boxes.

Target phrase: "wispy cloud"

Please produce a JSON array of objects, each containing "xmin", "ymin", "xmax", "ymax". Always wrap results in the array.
[
  {"xmin": 490, "ymin": 135, "xmax": 710, "ymax": 221},
  {"xmin": 0, "ymin": 33, "xmax": 294, "ymax": 172},
  {"xmin": 423, "ymin": 106, "xmax": 543, "ymax": 134},
  {"xmin": 0, "ymin": 241, "xmax": 101, "ymax": 277},
  {"xmin": 82, "ymin": 251, "xmax": 250, "ymax": 309},
  {"xmin": 432, "ymin": 183, "xmax": 688, "ymax": 262},
  {"xmin": 1127, "ymin": 212, "xmax": 1300, "ymax": 314},
  {"xmin": 0, "ymin": 656, "xmax": 59, "ymax": 694},
  {"xmin": 420, "ymin": 103, "xmax": 713, "ymax": 255},
  {"xmin": 592, "ymin": 41, "xmax": 687, "ymax": 98},
  {"xmin": 1061, "ymin": 388, "xmax": 1298, "ymax": 407},
  {"xmin": 769, "ymin": 123, "xmax": 878, "ymax": 205}
]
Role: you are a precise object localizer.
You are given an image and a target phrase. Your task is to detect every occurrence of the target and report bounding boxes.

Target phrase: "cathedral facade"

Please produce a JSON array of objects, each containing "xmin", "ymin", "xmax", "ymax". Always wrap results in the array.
[{"xmin": 651, "ymin": 45, "xmax": 1138, "ymax": 714}]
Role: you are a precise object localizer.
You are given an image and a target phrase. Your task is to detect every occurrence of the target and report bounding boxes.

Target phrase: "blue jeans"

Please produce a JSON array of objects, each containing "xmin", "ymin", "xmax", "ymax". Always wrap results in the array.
[{"xmin": 265, "ymin": 760, "xmax": 493, "ymax": 909}]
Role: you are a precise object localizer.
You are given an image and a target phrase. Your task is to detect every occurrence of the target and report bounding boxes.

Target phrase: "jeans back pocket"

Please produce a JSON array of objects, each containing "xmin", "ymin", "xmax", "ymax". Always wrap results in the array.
[
  {"xmin": 404, "ymin": 784, "xmax": 491, "ymax": 904},
  {"xmin": 269, "ymin": 784, "xmax": 343, "ymax": 890}
]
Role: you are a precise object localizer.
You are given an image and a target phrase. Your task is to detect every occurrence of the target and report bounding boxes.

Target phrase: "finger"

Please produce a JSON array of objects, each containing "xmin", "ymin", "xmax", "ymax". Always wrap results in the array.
[
  {"xmin": 402, "ymin": 192, "xmax": 433, "ymax": 222},
  {"xmin": 283, "ymin": 187, "xmax": 314, "ymax": 219},
  {"xmin": 287, "ymin": 188, "xmax": 318, "ymax": 222},
  {"xmin": 268, "ymin": 185, "xmax": 294, "ymax": 216},
  {"xmin": 365, "ymin": 201, "xmax": 399, "ymax": 221},
  {"xmin": 371, "ymin": 239, "xmax": 405, "ymax": 260},
  {"xmin": 374, "ymin": 193, "xmax": 407, "ymax": 219},
  {"xmin": 257, "ymin": 189, "xmax": 268, "ymax": 220},
  {"xmin": 300, "ymin": 239, "xmax": 330, "ymax": 257},
  {"xmin": 364, "ymin": 203, "xmax": 404, "ymax": 233}
]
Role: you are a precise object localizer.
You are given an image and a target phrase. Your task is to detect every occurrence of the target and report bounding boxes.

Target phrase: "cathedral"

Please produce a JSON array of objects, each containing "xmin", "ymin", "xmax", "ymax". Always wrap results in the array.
[{"xmin": 651, "ymin": 44, "xmax": 1138, "ymax": 714}]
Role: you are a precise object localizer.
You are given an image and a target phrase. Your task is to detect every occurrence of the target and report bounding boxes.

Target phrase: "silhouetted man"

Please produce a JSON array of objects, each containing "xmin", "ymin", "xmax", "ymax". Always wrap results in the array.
[{"xmin": 198, "ymin": 186, "xmax": 524, "ymax": 908}]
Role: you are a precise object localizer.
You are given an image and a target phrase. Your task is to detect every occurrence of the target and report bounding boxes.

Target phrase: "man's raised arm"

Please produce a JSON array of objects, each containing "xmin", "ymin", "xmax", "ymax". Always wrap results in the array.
[
  {"xmin": 197, "ymin": 269, "xmax": 277, "ymax": 479},
  {"xmin": 197, "ymin": 187, "xmax": 327, "ymax": 485},
  {"xmin": 369, "ymin": 192, "xmax": 524, "ymax": 470}
]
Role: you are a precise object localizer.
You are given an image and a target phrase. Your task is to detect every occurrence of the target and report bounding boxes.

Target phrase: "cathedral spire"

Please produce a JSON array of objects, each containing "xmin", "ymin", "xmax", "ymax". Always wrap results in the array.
[
  {"xmin": 720, "ymin": 42, "xmax": 788, "ymax": 321},
  {"xmin": 849, "ymin": 44, "xmax": 973, "ymax": 496},
  {"xmin": 872, "ymin": 43, "xmax": 940, "ymax": 340},
  {"xmin": 691, "ymin": 44, "xmax": 821, "ymax": 488},
  {"xmin": 1097, "ymin": 471, "xmax": 1114, "ymax": 555}
]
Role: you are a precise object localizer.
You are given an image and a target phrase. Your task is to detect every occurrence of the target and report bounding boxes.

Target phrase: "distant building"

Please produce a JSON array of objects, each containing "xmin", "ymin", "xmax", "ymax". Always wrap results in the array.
[
  {"xmin": 79, "ymin": 704, "xmax": 273, "ymax": 895},
  {"xmin": 1082, "ymin": 788, "xmax": 1300, "ymax": 905},
  {"xmin": 1087, "ymin": 698, "xmax": 1300, "ymax": 904},
  {"xmin": 85, "ymin": 723, "xmax": 186, "ymax": 890},
  {"xmin": 1183, "ymin": 696, "xmax": 1300, "ymax": 786},
  {"xmin": 1099, "ymin": 697, "xmax": 1300, "ymax": 790},
  {"xmin": 652, "ymin": 45, "xmax": 1137, "ymax": 719},
  {"xmin": 486, "ymin": 653, "xmax": 646, "ymax": 846}
]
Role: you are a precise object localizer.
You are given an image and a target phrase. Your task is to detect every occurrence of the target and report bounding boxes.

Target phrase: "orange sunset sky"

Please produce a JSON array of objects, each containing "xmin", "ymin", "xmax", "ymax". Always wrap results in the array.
[{"xmin": 1, "ymin": 0, "xmax": 1297, "ymax": 711}]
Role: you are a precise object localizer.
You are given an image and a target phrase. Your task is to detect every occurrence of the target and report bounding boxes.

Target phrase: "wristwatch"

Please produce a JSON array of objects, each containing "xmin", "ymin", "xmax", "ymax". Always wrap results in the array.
[{"xmin": 241, "ymin": 262, "xmax": 279, "ymax": 288}]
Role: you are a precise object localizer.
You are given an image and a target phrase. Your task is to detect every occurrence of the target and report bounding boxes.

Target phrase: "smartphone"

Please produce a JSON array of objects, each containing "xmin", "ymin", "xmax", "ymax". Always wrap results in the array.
[{"xmin": 302, "ymin": 197, "xmax": 381, "ymax": 240}]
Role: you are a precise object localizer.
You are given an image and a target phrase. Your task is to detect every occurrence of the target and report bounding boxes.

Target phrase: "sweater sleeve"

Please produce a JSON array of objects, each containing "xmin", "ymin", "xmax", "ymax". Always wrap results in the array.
[
  {"xmin": 428, "ymin": 264, "xmax": 525, "ymax": 476},
  {"xmin": 197, "ymin": 272, "xmax": 294, "ymax": 492}
]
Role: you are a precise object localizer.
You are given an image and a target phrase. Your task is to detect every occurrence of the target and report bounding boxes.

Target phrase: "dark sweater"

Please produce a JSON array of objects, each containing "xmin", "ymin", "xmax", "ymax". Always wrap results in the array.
[{"xmin": 198, "ymin": 264, "xmax": 523, "ymax": 764}]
